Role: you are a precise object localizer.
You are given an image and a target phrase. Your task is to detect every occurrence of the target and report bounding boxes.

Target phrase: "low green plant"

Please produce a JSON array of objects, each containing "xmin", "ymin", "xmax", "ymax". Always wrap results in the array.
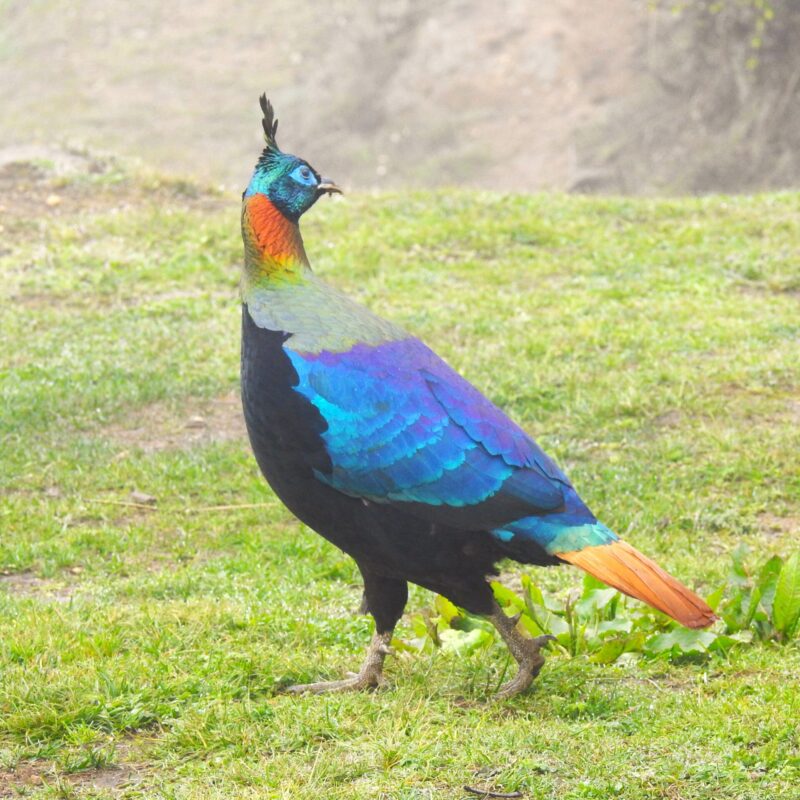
[
  {"xmin": 720, "ymin": 545, "xmax": 800, "ymax": 642},
  {"xmin": 404, "ymin": 548, "xmax": 800, "ymax": 662}
]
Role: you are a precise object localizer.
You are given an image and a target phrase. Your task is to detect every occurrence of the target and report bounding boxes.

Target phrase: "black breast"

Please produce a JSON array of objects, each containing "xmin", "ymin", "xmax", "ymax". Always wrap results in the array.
[{"xmin": 240, "ymin": 303, "xmax": 331, "ymax": 481}]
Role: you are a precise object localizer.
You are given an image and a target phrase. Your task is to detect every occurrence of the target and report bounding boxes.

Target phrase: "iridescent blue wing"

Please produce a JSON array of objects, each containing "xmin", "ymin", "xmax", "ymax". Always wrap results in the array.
[{"xmin": 285, "ymin": 337, "xmax": 569, "ymax": 530}]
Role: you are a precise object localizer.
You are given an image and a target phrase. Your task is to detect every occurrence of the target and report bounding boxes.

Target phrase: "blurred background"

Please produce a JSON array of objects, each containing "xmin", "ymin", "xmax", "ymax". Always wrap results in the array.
[{"xmin": 2, "ymin": 0, "xmax": 800, "ymax": 194}]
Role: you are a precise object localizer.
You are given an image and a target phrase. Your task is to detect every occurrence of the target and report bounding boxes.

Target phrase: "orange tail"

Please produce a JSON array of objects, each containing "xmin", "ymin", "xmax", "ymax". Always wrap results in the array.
[{"xmin": 556, "ymin": 540, "xmax": 716, "ymax": 629}]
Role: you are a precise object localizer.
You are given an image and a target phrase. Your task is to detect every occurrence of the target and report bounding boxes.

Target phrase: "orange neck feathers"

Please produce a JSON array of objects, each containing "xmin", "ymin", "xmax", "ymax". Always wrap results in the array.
[{"xmin": 242, "ymin": 195, "xmax": 309, "ymax": 283}]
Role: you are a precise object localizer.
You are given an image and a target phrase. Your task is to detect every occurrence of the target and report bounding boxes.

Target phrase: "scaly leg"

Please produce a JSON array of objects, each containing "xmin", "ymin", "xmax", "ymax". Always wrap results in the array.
[
  {"xmin": 286, "ymin": 568, "xmax": 406, "ymax": 695},
  {"xmin": 285, "ymin": 629, "xmax": 394, "ymax": 694},
  {"xmin": 488, "ymin": 600, "xmax": 554, "ymax": 699}
]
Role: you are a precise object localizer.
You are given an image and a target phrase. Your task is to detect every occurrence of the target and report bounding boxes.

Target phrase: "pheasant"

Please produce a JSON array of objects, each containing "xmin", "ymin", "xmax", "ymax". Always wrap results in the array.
[{"xmin": 240, "ymin": 95, "xmax": 715, "ymax": 698}]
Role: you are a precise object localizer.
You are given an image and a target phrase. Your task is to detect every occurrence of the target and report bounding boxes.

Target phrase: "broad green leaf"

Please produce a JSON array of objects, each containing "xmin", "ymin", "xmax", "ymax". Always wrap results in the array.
[
  {"xmin": 744, "ymin": 586, "xmax": 762, "ymax": 629},
  {"xmin": 410, "ymin": 616, "xmax": 429, "ymax": 638},
  {"xmin": 581, "ymin": 573, "xmax": 608, "ymax": 597},
  {"xmin": 590, "ymin": 638, "xmax": 626, "ymax": 664},
  {"xmin": 543, "ymin": 593, "xmax": 566, "ymax": 614},
  {"xmin": 491, "ymin": 581, "xmax": 525, "ymax": 612},
  {"xmin": 645, "ymin": 628, "xmax": 717, "ymax": 657},
  {"xmin": 419, "ymin": 609, "xmax": 442, "ymax": 647},
  {"xmin": 391, "ymin": 636, "xmax": 423, "ymax": 653},
  {"xmin": 773, "ymin": 552, "xmax": 800, "ymax": 640},
  {"xmin": 756, "ymin": 555, "xmax": 783, "ymax": 617},
  {"xmin": 705, "ymin": 584, "xmax": 726, "ymax": 612},
  {"xmin": 453, "ymin": 614, "xmax": 495, "ymax": 635},
  {"xmin": 622, "ymin": 631, "xmax": 647, "ymax": 654},
  {"xmin": 597, "ymin": 619, "xmax": 633, "ymax": 637},
  {"xmin": 546, "ymin": 613, "xmax": 570, "ymax": 638},
  {"xmin": 721, "ymin": 588, "xmax": 749, "ymax": 633},
  {"xmin": 590, "ymin": 629, "xmax": 647, "ymax": 663},
  {"xmin": 518, "ymin": 613, "xmax": 545, "ymax": 638},
  {"xmin": 575, "ymin": 588, "xmax": 618, "ymax": 619},
  {"xmin": 729, "ymin": 543, "xmax": 750, "ymax": 586},
  {"xmin": 434, "ymin": 594, "xmax": 461, "ymax": 624},
  {"xmin": 439, "ymin": 627, "xmax": 492, "ymax": 655},
  {"xmin": 521, "ymin": 574, "xmax": 545, "ymax": 608},
  {"xmin": 519, "ymin": 600, "xmax": 553, "ymax": 637},
  {"xmin": 708, "ymin": 634, "xmax": 744, "ymax": 654}
]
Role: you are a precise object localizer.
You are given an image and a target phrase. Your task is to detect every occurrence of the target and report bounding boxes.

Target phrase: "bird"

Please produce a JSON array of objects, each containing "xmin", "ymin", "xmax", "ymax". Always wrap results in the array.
[{"xmin": 239, "ymin": 94, "xmax": 716, "ymax": 699}]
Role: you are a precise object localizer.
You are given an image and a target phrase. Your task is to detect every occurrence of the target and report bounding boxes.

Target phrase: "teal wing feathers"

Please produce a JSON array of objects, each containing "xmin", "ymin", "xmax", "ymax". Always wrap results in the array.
[{"xmin": 284, "ymin": 337, "xmax": 575, "ymax": 532}]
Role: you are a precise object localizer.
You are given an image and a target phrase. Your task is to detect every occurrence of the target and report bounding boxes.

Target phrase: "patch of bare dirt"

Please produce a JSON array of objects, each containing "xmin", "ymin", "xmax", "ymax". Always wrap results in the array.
[
  {"xmin": 0, "ymin": 734, "xmax": 148, "ymax": 797},
  {"xmin": 0, "ymin": 147, "xmax": 229, "ymax": 247},
  {"xmin": 653, "ymin": 409, "xmax": 682, "ymax": 428},
  {"xmin": 757, "ymin": 513, "xmax": 799, "ymax": 540},
  {"xmin": 0, "ymin": 156, "xmax": 96, "ymax": 230},
  {"xmin": 737, "ymin": 283, "xmax": 800, "ymax": 300},
  {"xmin": 0, "ymin": 762, "xmax": 142, "ymax": 798},
  {"xmin": 0, "ymin": 571, "xmax": 77, "ymax": 604},
  {"xmin": 105, "ymin": 391, "xmax": 247, "ymax": 454}
]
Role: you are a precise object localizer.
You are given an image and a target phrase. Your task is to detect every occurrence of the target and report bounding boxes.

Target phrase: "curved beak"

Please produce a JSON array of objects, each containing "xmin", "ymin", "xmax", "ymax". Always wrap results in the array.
[{"xmin": 317, "ymin": 177, "xmax": 342, "ymax": 196}]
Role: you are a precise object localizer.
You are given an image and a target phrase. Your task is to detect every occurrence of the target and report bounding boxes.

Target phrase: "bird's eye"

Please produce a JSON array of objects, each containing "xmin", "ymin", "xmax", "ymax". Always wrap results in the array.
[{"xmin": 290, "ymin": 165, "xmax": 317, "ymax": 186}]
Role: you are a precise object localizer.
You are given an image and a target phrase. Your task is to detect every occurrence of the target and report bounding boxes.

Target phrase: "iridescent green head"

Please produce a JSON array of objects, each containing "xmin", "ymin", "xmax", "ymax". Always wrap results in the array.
[{"xmin": 244, "ymin": 95, "xmax": 341, "ymax": 222}]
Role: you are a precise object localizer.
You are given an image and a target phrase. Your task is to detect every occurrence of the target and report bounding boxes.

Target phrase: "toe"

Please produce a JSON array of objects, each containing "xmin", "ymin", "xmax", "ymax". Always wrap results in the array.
[{"xmin": 284, "ymin": 671, "xmax": 385, "ymax": 695}]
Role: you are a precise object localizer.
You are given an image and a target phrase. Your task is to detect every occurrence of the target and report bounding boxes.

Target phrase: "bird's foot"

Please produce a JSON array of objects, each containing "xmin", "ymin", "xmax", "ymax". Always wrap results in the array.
[
  {"xmin": 494, "ymin": 634, "xmax": 554, "ymax": 699},
  {"xmin": 488, "ymin": 599, "xmax": 555, "ymax": 699},
  {"xmin": 285, "ymin": 669, "xmax": 385, "ymax": 695},
  {"xmin": 284, "ymin": 631, "xmax": 393, "ymax": 695}
]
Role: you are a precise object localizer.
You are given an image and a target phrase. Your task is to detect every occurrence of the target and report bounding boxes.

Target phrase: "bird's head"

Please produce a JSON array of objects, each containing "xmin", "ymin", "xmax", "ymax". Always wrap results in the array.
[{"xmin": 244, "ymin": 95, "xmax": 341, "ymax": 222}]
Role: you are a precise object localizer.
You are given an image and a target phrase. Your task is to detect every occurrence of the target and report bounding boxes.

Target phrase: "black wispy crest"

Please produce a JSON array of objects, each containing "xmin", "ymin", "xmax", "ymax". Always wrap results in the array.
[{"xmin": 259, "ymin": 94, "xmax": 279, "ymax": 152}]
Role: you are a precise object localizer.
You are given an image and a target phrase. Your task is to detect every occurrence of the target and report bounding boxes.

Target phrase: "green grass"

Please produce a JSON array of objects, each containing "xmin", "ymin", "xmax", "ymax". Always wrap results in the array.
[{"xmin": 1, "ymin": 161, "xmax": 799, "ymax": 798}]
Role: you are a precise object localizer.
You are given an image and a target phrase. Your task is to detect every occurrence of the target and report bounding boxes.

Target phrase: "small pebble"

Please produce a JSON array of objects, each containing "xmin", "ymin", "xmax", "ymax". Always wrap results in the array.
[{"xmin": 130, "ymin": 490, "xmax": 157, "ymax": 506}]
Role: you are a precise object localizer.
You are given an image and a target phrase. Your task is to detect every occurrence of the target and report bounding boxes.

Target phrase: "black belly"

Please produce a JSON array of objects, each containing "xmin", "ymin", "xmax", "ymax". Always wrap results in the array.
[{"xmin": 240, "ymin": 305, "xmax": 514, "ymax": 612}]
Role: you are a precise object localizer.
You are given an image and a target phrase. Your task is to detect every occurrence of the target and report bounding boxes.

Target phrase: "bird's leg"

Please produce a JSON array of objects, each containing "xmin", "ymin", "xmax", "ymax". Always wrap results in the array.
[
  {"xmin": 286, "ymin": 569, "xmax": 406, "ymax": 695},
  {"xmin": 487, "ymin": 600, "xmax": 554, "ymax": 699},
  {"xmin": 285, "ymin": 629, "xmax": 394, "ymax": 694}
]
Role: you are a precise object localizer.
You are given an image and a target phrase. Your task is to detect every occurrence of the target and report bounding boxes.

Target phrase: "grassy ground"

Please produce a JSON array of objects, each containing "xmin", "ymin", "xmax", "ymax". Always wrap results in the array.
[{"xmin": 1, "ymin": 157, "xmax": 799, "ymax": 799}]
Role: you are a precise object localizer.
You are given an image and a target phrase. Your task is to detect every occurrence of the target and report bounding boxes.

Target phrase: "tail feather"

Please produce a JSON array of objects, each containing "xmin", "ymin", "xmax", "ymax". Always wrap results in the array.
[{"xmin": 557, "ymin": 540, "xmax": 716, "ymax": 629}]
